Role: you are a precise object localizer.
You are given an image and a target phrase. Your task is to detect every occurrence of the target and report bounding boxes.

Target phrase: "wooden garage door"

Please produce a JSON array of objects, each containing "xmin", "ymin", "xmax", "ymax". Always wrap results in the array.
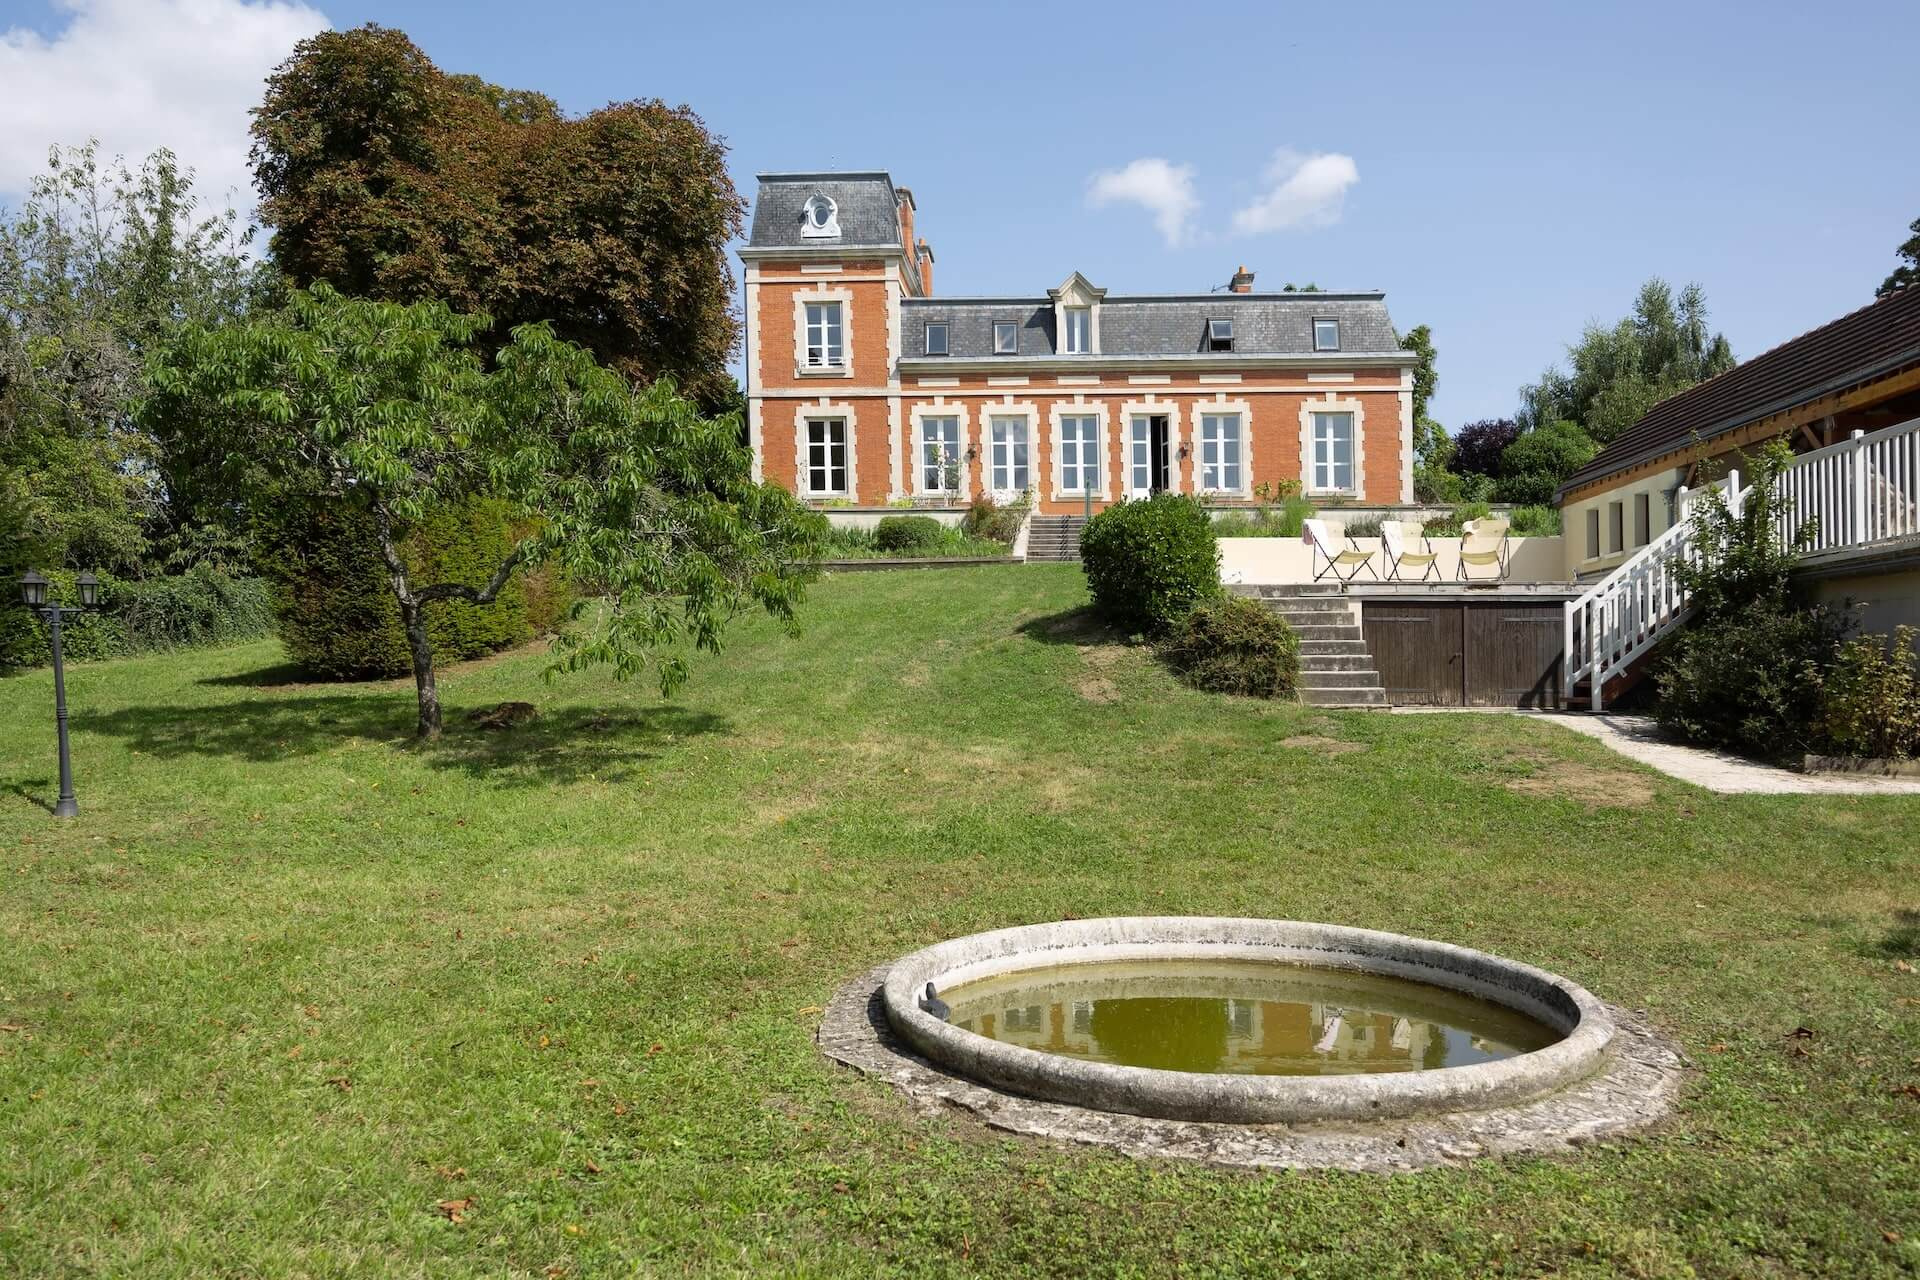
[
  {"xmin": 1464, "ymin": 603, "xmax": 1564, "ymax": 709},
  {"xmin": 1363, "ymin": 605, "xmax": 1463, "ymax": 706}
]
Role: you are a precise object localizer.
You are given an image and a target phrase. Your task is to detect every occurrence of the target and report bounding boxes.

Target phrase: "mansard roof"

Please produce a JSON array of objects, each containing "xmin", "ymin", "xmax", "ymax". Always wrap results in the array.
[
  {"xmin": 746, "ymin": 172, "xmax": 906, "ymax": 251},
  {"xmin": 901, "ymin": 292, "xmax": 1403, "ymax": 360}
]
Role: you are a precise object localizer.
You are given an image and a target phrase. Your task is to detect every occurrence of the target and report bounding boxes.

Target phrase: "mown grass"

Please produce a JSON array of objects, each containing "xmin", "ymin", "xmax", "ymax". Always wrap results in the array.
[{"xmin": 1, "ymin": 564, "xmax": 1916, "ymax": 1278}]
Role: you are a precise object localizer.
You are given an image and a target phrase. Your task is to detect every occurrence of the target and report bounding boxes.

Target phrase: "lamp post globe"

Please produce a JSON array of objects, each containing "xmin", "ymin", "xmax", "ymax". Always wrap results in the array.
[
  {"xmin": 19, "ymin": 569, "xmax": 47, "ymax": 608},
  {"xmin": 76, "ymin": 571, "xmax": 99, "ymax": 608}
]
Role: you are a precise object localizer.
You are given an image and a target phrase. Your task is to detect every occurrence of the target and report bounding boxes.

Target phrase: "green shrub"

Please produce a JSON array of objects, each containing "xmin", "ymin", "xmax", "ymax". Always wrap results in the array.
[
  {"xmin": 1653, "ymin": 596, "xmax": 1852, "ymax": 759},
  {"xmin": 961, "ymin": 496, "xmax": 1025, "ymax": 544},
  {"xmin": 1080, "ymin": 494, "xmax": 1219, "ymax": 634},
  {"xmin": 1813, "ymin": 628, "xmax": 1920, "ymax": 759},
  {"xmin": 1496, "ymin": 420, "xmax": 1597, "ymax": 507},
  {"xmin": 1422, "ymin": 501, "xmax": 1493, "ymax": 538},
  {"xmin": 1212, "ymin": 495, "xmax": 1315, "ymax": 539},
  {"xmin": 1508, "ymin": 505, "xmax": 1562, "ymax": 537},
  {"xmin": 1341, "ymin": 516, "xmax": 1385, "ymax": 540},
  {"xmin": 1156, "ymin": 596, "xmax": 1300, "ymax": 697},
  {"xmin": 2, "ymin": 565, "xmax": 276, "ymax": 671},
  {"xmin": 873, "ymin": 515, "xmax": 946, "ymax": 552},
  {"xmin": 263, "ymin": 497, "xmax": 538, "ymax": 679}
]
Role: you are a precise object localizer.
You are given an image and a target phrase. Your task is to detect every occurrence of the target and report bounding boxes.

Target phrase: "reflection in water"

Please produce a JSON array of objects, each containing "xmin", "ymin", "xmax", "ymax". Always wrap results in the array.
[{"xmin": 941, "ymin": 959, "xmax": 1559, "ymax": 1077}]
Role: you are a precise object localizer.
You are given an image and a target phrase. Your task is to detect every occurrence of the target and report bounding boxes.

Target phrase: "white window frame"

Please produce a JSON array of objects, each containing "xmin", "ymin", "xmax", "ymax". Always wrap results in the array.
[
  {"xmin": 987, "ymin": 411, "xmax": 1033, "ymax": 499},
  {"xmin": 802, "ymin": 417, "xmax": 850, "ymax": 497},
  {"xmin": 917, "ymin": 414, "xmax": 962, "ymax": 496},
  {"xmin": 993, "ymin": 321, "xmax": 1019, "ymax": 355},
  {"xmin": 924, "ymin": 321, "xmax": 949, "ymax": 357},
  {"xmin": 1123, "ymin": 401, "xmax": 1183, "ymax": 497},
  {"xmin": 1313, "ymin": 317, "xmax": 1341, "ymax": 352},
  {"xmin": 1055, "ymin": 410, "xmax": 1103, "ymax": 497},
  {"xmin": 1063, "ymin": 307, "xmax": 1091, "ymax": 354},
  {"xmin": 793, "ymin": 287, "xmax": 853, "ymax": 377},
  {"xmin": 1309, "ymin": 411, "xmax": 1356, "ymax": 494},
  {"xmin": 800, "ymin": 194, "xmax": 840, "ymax": 239},
  {"xmin": 1196, "ymin": 404, "xmax": 1251, "ymax": 497},
  {"xmin": 1208, "ymin": 318, "xmax": 1234, "ymax": 352}
]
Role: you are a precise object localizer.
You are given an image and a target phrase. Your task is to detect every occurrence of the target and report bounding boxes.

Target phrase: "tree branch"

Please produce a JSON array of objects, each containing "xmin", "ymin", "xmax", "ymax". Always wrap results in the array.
[{"xmin": 415, "ymin": 543, "xmax": 528, "ymax": 606}]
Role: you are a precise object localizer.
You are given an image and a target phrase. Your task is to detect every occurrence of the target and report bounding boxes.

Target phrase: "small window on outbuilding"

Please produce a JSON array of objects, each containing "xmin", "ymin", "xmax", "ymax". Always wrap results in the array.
[
  {"xmin": 1586, "ymin": 509, "xmax": 1600, "ymax": 560},
  {"xmin": 925, "ymin": 322, "xmax": 949, "ymax": 356},
  {"xmin": 1633, "ymin": 493, "xmax": 1651, "ymax": 546},
  {"xmin": 993, "ymin": 321, "xmax": 1018, "ymax": 355},
  {"xmin": 1608, "ymin": 501, "xmax": 1625, "ymax": 554},
  {"xmin": 1208, "ymin": 318, "xmax": 1234, "ymax": 352},
  {"xmin": 1313, "ymin": 317, "xmax": 1340, "ymax": 351}
]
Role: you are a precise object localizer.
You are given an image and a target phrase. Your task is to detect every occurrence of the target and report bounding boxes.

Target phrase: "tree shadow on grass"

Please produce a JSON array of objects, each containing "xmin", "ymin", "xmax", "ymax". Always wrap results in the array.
[
  {"xmin": 1875, "ymin": 909, "xmax": 1920, "ymax": 959},
  {"xmin": 196, "ymin": 662, "xmax": 322, "ymax": 688},
  {"xmin": 1014, "ymin": 607, "xmax": 1132, "ymax": 647},
  {"xmin": 74, "ymin": 695, "xmax": 730, "ymax": 788}
]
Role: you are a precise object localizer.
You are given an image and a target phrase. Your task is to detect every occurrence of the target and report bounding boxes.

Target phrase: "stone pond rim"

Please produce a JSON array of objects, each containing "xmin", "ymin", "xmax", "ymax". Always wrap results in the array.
[{"xmin": 880, "ymin": 917, "xmax": 1617, "ymax": 1125}]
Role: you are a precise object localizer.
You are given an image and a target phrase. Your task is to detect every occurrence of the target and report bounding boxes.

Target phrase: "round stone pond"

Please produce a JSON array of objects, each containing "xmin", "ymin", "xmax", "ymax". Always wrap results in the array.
[{"xmin": 818, "ymin": 917, "xmax": 1685, "ymax": 1169}]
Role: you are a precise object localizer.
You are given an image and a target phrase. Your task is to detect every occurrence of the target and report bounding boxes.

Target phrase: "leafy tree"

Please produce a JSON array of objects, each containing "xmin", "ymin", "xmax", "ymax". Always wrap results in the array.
[
  {"xmin": 1495, "ymin": 419, "xmax": 1597, "ymax": 506},
  {"xmin": 0, "ymin": 142, "xmax": 257, "ymax": 571},
  {"xmin": 1878, "ymin": 217, "xmax": 1920, "ymax": 297},
  {"xmin": 142, "ymin": 285, "xmax": 824, "ymax": 738},
  {"xmin": 250, "ymin": 25, "xmax": 746, "ymax": 407},
  {"xmin": 1279, "ymin": 282, "xmax": 1322, "ymax": 292},
  {"xmin": 1519, "ymin": 279, "xmax": 1734, "ymax": 443},
  {"xmin": 1449, "ymin": 419, "xmax": 1521, "ymax": 479}
]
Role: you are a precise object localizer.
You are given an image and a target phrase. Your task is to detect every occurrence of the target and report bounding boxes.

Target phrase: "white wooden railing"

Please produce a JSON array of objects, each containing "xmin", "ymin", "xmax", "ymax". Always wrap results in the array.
[{"xmin": 1564, "ymin": 415, "xmax": 1920, "ymax": 711}]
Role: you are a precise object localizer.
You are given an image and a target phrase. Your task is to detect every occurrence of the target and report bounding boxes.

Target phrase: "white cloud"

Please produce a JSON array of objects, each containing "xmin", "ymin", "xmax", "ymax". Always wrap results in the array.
[
  {"xmin": 1087, "ymin": 157, "xmax": 1200, "ymax": 248},
  {"xmin": 0, "ymin": 0, "xmax": 329, "ymax": 215},
  {"xmin": 1231, "ymin": 148, "xmax": 1359, "ymax": 235}
]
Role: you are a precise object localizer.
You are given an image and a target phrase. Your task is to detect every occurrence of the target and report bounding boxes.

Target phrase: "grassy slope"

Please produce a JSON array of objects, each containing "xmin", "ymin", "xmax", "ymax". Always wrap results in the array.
[{"xmin": 0, "ymin": 564, "xmax": 1915, "ymax": 1278}]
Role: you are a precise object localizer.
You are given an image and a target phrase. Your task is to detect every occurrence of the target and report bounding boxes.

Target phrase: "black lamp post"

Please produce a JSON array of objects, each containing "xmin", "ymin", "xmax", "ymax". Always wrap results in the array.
[{"xmin": 20, "ymin": 570, "xmax": 96, "ymax": 819}]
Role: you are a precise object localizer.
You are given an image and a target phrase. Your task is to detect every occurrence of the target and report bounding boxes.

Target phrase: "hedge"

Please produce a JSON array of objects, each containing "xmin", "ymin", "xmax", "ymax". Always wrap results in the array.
[
  {"xmin": 1, "ymin": 564, "xmax": 277, "ymax": 674},
  {"xmin": 873, "ymin": 515, "xmax": 946, "ymax": 552},
  {"xmin": 263, "ymin": 497, "xmax": 564, "ymax": 680}
]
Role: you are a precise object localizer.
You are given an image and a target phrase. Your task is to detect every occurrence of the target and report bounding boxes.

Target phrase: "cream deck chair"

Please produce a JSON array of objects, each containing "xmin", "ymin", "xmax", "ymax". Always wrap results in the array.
[
  {"xmin": 1382, "ymin": 520, "xmax": 1439, "ymax": 581},
  {"xmin": 1456, "ymin": 516, "xmax": 1512, "ymax": 580},
  {"xmin": 1305, "ymin": 518, "xmax": 1377, "ymax": 583}
]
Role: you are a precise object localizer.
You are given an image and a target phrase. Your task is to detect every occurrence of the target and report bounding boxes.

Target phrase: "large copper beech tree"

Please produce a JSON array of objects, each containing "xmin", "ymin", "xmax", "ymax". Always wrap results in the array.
[
  {"xmin": 143, "ymin": 286, "xmax": 823, "ymax": 739},
  {"xmin": 249, "ymin": 25, "xmax": 745, "ymax": 408}
]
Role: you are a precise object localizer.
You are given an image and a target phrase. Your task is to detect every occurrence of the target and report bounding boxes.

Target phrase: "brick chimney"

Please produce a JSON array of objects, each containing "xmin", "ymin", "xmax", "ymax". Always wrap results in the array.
[
  {"xmin": 1229, "ymin": 265, "xmax": 1256, "ymax": 293},
  {"xmin": 916, "ymin": 238, "xmax": 934, "ymax": 295},
  {"xmin": 895, "ymin": 186, "xmax": 916, "ymax": 257}
]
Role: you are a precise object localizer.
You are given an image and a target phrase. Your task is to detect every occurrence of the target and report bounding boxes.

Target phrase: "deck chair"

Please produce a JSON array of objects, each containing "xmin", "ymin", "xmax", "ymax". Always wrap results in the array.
[
  {"xmin": 1382, "ymin": 520, "xmax": 1439, "ymax": 582},
  {"xmin": 1305, "ymin": 518, "xmax": 1377, "ymax": 583},
  {"xmin": 1456, "ymin": 516, "xmax": 1512, "ymax": 581}
]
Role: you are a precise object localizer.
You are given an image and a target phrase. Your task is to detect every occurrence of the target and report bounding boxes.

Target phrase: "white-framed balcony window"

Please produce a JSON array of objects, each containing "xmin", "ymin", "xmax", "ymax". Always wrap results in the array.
[
  {"xmin": 1198, "ymin": 413, "xmax": 1243, "ymax": 494},
  {"xmin": 1310, "ymin": 411, "xmax": 1354, "ymax": 492},
  {"xmin": 918, "ymin": 416, "xmax": 961, "ymax": 494},
  {"xmin": 1059, "ymin": 414, "xmax": 1100, "ymax": 494},
  {"xmin": 804, "ymin": 301, "xmax": 844, "ymax": 368},
  {"xmin": 805, "ymin": 418, "xmax": 848, "ymax": 495},
  {"xmin": 1312, "ymin": 317, "xmax": 1341, "ymax": 352},
  {"xmin": 989, "ymin": 416, "xmax": 1029, "ymax": 495},
  {"xmin": 1063, "ymin": 307, "xmax": 1091, "ymax": 354},
  {"xmin": 993, "ymin": 321, "xmax": 1019, "ymax": 355}
]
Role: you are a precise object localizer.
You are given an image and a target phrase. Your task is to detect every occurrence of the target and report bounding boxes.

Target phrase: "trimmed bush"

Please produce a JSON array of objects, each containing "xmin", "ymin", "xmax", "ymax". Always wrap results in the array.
[
  {"xmin": 2, "ymin": 565, "xmax": 276, "ymax": 672},
  {"xmin": 1813, "ymin": 628, "xmax": 1920, "ymax": 759},
  {"xmin": 873, "ymin": 515, "xmax": 946, "ymax": 552},
  {"xmin": 1156, "ymin": 595, "xmax": 1300, "ymax": 697},
  {"xmin": 264, "ymin": 497, "xmax": 538, "ymax": 680},
  {"xmin": 1080, "ymin": 493, "xmax": 1219, "ymax": 634}
]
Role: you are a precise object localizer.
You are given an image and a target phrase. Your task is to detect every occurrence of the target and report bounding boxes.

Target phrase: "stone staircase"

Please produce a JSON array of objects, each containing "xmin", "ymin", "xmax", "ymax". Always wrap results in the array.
[
  {"xmin": 1231, "ymin": 585, "xmax": 1388, "ymax": 707},
  {"xmin": 1025, "ymin": 514, "xmax": 1087, "ymax": 563}
]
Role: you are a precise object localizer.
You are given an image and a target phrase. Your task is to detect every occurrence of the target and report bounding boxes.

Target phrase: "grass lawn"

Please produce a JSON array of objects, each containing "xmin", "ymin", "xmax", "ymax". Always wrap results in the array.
[{"xmin": 2, "ymin": 564, "xmax": 1916, "ymax": 1278}]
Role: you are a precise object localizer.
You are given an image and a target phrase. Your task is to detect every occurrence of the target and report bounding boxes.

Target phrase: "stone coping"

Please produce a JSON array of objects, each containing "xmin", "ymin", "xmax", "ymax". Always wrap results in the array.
[
  {"xmin": 812, "ymin": 556, "xmax": 1013, "ymax": 572},
  {"xmin": 820, "ymin": 963, "xmax": 1686, "ymax": 1174},
  {"xmin": 879, "ymin": 918, "xmax": 1613, "ymax": 1125}
]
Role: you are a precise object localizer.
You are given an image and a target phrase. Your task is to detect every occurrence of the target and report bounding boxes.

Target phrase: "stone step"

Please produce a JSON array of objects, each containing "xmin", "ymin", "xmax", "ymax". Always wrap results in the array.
[
  {"xmin": 1270, "ymin": 609, "xmax": 1357, "ymax": 627},
  {"xmin": 1298, "ymin": 639, "xmax": 1371, "ymax": 656},
  {"xmin": 1299, "ymin": 669, "xmax": 1384, "ymax": 689},
  {"xmin": 1289, "ymin": 623, "xmax": 1365, "ymax": 642},
  {"xmin": 1298, "ymin": 653, "xmax": 1376, "ymax": 673},
  {"xmin": 1300, "ymin": 686, "xmax": 1388, "ymax": 707}
]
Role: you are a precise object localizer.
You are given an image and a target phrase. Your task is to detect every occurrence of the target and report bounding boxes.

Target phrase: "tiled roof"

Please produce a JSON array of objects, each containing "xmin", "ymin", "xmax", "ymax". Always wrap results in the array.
[
  {"xmin": 1565, "ymin": 286, "xmax": 1920, "ymax": 492},
  {"xmin": 746, "ymin": 172, "xmax": 904, "ymax": 250},
  {"xmin": 901, "ymin": 294, "xmax": 1402, "ymax": 359}
]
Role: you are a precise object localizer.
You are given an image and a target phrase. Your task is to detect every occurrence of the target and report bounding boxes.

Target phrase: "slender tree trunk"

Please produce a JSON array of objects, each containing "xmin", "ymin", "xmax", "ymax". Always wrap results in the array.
[{"xmin": 371, "ymin": 502, "xmax": 442, "ymax": 739}]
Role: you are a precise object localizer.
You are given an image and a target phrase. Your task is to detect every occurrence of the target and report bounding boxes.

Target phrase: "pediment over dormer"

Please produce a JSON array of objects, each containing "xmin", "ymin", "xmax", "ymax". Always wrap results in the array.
[{"xmin": 1047, "ymin": 272, "xmax": 1108, "ymax": 305}]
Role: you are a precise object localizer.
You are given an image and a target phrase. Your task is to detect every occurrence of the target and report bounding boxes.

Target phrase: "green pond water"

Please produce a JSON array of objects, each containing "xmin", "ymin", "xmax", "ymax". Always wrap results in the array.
[{"xmin": 940, "ymin": 959, "xmax": 1559, "ymax": 1076}]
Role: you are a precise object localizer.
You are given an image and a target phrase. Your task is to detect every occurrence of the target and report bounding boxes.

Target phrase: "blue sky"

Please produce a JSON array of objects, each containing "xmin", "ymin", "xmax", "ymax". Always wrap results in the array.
[{"xmin": 4, "ymin": 0, "xmax": 1915, "ymax": 427}]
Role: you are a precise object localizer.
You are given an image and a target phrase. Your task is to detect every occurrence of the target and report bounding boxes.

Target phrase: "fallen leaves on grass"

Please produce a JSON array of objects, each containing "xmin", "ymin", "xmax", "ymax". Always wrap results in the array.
[{"xmin": 435, "ymin": 1197, "xmax": 474, "ymax": 1223}]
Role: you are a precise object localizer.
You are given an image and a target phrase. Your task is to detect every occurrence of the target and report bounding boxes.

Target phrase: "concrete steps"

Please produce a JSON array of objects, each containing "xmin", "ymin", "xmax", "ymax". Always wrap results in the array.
[
  {"xmin": 1025, "ymin": 515, "xmax": 1088, "ymax": 563},
  {"xmin": 1234, "ymin": 585, "xmax": 1388, "ymax": 708}
]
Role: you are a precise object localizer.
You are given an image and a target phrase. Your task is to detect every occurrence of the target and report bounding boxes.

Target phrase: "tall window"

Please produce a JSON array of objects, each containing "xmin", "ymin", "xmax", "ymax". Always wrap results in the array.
[
  {"xmin": 1310, "ymin": 412, "xmax": 1354, "ymax": 491},
  {"xmin": 1063, "ymin": 307, "xmax": 1091, "ymax": 354},
  {"xmin": 1586, "ymin": 509, "xmax": 1601, "ymax": 559},
  {"xmin": 918, "ymin": 417, "xmax": 960, "ymax": 493},
  {"xmin": 804, "ymin": 302, "xmax": 844, "ymax": 368},
  {"xmin": 1199, "ymin": 413, "xmax": 1243, "ymax": 493},
  {"xmin": 1313, "ymin": 317, "xmax": 1340, "ymax": 351},
  {"xmin": 993, "ymin": 321, "xmax": 1018, "ymax": 355},
  {"xmin": 806, "ymin": 419, "xmax": 847, "ymax": 495},
  {"xmin": 989, "ymin": 416, "xmax": 1029, "ymax": 494},
  {"xmin": 1608, "ymin": 501, "xmax": 1624, "ymax": 554},
  {"xmin": 924, "ymin": 322, "xmax": 949, "ymax": 356},
  {"xmin": 1060, "ymin": 415, "xmax": 1100, "ymax": 493},
  {"xmin": 1633, "ymin": 493, "xmax": 1651, "ymax": 546}
]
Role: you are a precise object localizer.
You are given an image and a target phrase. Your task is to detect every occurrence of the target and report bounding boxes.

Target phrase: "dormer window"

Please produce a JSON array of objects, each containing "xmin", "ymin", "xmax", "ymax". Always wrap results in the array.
[
  {"xmin": 925, "ymin": 322, "xmax": 949, "ymax": 356},
  {"xmin": 1063, "ymin": 307, "xmax": 1091, "ymax": 354},
  {"xmin": 801, "ymin": 194, "xmax": 840, "ymax": 239},
  {"xmin": 1313, "ymin": 317, "xmax": 1340, "ymax": 351},
  {"xmin": 993, "ymin": 321, "xmax": 1018, "ymax": 355},
  {"xmin": 1208, "ymin": 318, "xmax": 1234, "ymax": 352}
]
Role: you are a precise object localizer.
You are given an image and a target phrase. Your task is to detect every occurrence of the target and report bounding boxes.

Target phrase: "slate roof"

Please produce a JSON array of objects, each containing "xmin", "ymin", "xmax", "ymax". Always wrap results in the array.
[
  {"xmin": 902, "ymin": 294, "xmax": 1401, "ymax": 359},
  {"xmin": 1564, "ymin": 286, "xmax": 1920, "ymax": 493},
  {"xmin": 746, "ymin": 172, "xmax": 905, "ymax": 250}
]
